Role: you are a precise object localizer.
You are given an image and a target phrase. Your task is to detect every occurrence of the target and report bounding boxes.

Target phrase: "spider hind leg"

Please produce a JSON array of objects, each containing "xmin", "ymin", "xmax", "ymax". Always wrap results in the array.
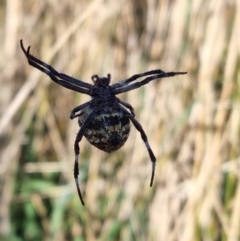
[
  {"xmin": 74, "ymin": 131, "xmax": 85, "ymax": 205},
  {"xmin": 129, "ymin": 116, "xmax": 156, "ymax": 186},
  {"xmin": 73, "ymin": 108, "xmax": 97, "ymax": 205}
]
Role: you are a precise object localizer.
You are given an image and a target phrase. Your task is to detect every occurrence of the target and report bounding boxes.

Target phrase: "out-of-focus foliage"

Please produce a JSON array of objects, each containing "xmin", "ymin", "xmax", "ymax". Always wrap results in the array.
[{"xmin": 0, "ymin": 0, "xmax": 239, "ymax": 240}]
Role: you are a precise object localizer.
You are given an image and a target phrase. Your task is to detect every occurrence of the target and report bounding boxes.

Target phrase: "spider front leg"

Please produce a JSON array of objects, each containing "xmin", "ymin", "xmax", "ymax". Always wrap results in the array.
[
  {"xmin": 74, "ymin": 108, "xmax": 97, "ymax": 205},
  {"xmin": 114, "ymin": 71, "xmax": 187, "ymax": 94},
  {"xmin": 20, "ymin": 40, "xmax": 92, "ymax": 94},
  {"xmin": 129, "ymin": 116, "xmax": 156, "ymax": 186},
  {"xmin": 116, "ymin": 97, "xmax": 135, "ymax": 117},
  {"xmin": 70, "ymin": 100, "xmax": 93, "ymax": 119},
  {"xmin": 111, "ymin": 69, "xmax": 167, "ymax": 88}
]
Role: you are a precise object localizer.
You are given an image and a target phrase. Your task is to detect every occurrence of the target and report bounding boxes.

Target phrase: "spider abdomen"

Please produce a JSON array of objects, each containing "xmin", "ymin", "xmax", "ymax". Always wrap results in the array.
[{"xmin": 78, "ymin": 107, "xmax": 130, "ymax": 153}]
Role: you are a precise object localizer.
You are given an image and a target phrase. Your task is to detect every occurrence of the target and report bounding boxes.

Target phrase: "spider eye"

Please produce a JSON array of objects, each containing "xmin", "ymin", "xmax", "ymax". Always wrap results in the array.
[
  {"xmin": 100, "ymin": 76, "xmax": 110, "ymax": 86},
  {"xmin": 91, "ymin": 74, "xmax": 111, "ymax": 86},
  {"xmin": 101, "ymin": 74, "xmax": 111, "ymax": 86}
]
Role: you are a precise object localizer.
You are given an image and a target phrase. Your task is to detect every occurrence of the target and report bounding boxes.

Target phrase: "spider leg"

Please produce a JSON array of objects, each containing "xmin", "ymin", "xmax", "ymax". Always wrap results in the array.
[
  {"xmin": 20, "ymin": 40, "xmax": 92, "ymax": 94},
  {"xmin": 128, "ymin": 116, "xmax": 156, "ymax": 187},
  {"xmin": 70, "ymin": 100, "xmax": 94, "ymax": 119},
  {"xmin": 74, "ymin": 108, "xmax": 97, "ymax": 205},
  {"xmin": 111, "ymin": 70, "xmax": 167, "ymax": 88},
  {"xmin": 113, "ymin": 71, "xmax": 187, "ymax": 94},
  {"xmin": 115, "ymin": 97, "xmax": 135, "ymax": 117}
]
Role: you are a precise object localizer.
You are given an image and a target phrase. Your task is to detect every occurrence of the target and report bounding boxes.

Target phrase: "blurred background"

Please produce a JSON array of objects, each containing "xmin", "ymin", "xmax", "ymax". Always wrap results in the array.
[{"xmin": 0, "ymin": 0, "xmax": 240, "ymax": 240}]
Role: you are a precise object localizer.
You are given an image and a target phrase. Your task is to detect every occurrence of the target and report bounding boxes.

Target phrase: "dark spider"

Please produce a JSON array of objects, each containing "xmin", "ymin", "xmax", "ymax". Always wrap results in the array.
[{"xmin": 20, "ymin": 39, "xmax": 187, "ymax": 205}]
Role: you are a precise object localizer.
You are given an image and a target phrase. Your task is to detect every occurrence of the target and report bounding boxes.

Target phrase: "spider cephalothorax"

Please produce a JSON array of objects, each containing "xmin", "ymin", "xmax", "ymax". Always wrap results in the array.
[{"xmin": 20, "ymin": 39, "xmax": 187, "ymax": 205}]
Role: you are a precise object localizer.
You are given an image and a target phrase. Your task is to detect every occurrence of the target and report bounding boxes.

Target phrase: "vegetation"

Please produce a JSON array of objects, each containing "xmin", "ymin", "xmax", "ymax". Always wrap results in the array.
[{"xmin": 0, "ymin": 0, "xmax": 239, "ymax": 240}]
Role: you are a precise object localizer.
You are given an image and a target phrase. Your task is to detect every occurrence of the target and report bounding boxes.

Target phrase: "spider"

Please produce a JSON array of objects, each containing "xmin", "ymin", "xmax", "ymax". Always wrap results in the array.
[{"xmin": 20, "ymin": 39, "xmax": 187, "ymax": 205}]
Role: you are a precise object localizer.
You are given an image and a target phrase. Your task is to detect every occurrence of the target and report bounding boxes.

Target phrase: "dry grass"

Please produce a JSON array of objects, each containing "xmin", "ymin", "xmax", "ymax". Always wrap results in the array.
[{"xmin": 0, "ymin": 0, "xmax": 240, "ymax": 240}]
